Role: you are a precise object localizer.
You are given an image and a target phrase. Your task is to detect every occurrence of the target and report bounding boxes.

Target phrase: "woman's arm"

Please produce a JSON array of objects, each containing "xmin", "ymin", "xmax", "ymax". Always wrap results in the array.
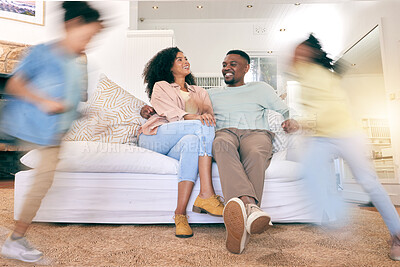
[
  {"xmin": 201, "ymin": 89, "xmax": 214, "ymax": 115},
  {"xmin": 183, "ymin": 113, "xmax": 215, "ymax": 126},
  {"xmin": 151, "ymin": 82, "xmax": 215, "ymax": 126},
  {"xmin": 150, "ymin": 82, "xmax": 188, "ymax": 122},
  {"xmin": 183, "ymin": 87, "xmax": 215, "ymax": 126},
  {"xmin": 194, "ymin": 87, "xmax": 216, "ymax": 126}
]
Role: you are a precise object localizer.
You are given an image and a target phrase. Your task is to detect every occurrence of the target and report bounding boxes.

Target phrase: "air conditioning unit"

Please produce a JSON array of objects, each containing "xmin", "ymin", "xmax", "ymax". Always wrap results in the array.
[{"xmin": 194, "ymin": 75, "xmax": 225, "ymax": 90}]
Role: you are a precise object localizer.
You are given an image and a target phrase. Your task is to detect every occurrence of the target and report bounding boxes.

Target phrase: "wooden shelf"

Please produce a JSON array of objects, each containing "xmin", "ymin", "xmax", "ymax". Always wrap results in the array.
[{"xmin": 0, "ymin": 143, "xmax": 24, "ymax": 152}]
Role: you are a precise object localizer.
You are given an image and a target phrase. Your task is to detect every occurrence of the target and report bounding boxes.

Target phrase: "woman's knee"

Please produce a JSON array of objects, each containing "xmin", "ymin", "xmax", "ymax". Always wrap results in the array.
[
  {"xmin": 201, "ymin": 124, "xmax": 215, "ymax": 141},
  {"xmin": 185, "ymin": 121, "xmax": 215, "ymax": 146},
  {"xmin": 180, "ymin": 135, "xmax": 200, "ymax": 153}
]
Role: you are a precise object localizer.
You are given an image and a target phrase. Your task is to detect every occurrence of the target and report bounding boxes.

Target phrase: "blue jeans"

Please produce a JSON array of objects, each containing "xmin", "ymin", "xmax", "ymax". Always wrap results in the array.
[
  {"xmin": 302, "ymin": 135, "xmax": 400, "ymax": 235},
  {"xmin": 138, "ymin": 120, "xmax": 215, "ymax": 183}
]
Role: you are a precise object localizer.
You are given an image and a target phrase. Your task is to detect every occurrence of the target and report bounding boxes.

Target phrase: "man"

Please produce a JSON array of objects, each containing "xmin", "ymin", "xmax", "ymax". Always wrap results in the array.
[{"xmin": 208, "ymin": 50, "xmax": 297, "ymax": 254}]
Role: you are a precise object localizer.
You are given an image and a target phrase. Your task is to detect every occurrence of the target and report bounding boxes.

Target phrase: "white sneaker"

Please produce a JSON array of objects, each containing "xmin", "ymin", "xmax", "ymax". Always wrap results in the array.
[
  {"xmin": 223, "ymin": 198, "xmax": 249, "ymax": 254},
  {"xmin": 245, "ymin": 204, "xmax": 272, "ymax": 235},
  {"xmin": 1, "ymin": 235, "xmax": 43, "ymax": 263},
  {"xmin": 390, "ymin": 234, "xmax": 400, "ymax": 261}
]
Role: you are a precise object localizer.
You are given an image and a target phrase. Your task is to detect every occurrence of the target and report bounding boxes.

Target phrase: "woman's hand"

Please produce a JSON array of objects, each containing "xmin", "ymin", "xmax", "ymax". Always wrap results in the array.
[{"xmin": 198, "ymin": 113, "xmax": 216, "ymax": 126}]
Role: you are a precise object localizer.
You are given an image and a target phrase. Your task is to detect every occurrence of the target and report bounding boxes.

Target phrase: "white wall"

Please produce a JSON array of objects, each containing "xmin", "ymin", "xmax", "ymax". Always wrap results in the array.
[
  {"xmin": 0, "ymin": 1, "xmax": 131, "ymax": 96},
  {"xmin": 84, "ymin": 2, "xmax": 130, "ymax": 95},
  {"xmin": 342, "ymin": 74, "xmax": 387, "ymax": 125},
  {"xmin": 125, "ymin": 30, "xmax": 175, "ymax": 103},
  {"xmin": 338, "ymin": 1, "xmax": 400, "ymax": 183},
  {"xmin": 0, "ymin": 2, "xmax": 62, "ymax": 44},
  {"xmin": 140, "ymin": 20, "xmax": 277, "ymax": 75}
]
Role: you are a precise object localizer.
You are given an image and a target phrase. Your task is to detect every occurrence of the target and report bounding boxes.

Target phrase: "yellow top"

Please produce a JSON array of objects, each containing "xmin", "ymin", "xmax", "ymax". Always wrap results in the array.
[
  {"xmin": 180, "ymin": 90, "xmax": 198, "ymax": 114},
  {"xmin": 295, "ymin": 62, "xmax": 357, "ymax": 137}
]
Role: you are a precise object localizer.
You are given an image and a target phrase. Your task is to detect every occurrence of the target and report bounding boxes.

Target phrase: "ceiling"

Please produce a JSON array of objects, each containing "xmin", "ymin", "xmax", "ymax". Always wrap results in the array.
[
  {"xmin": 137, "ymin": 0, "xmax": 349, "ymax": 54},
  {"xmin": 341, "ymin": 25, "xmax": 383, "ymax": 75},
  {"xmin": 137, "ymin": 0, "xmax": 383, "ymax": 75},
  {"xmin": 137, "ymin": 0, "xmax": 379, "ymax": 21},
  {"xmin": 138, "ymin": 0, "xmax": 351, "ymax": 20}
]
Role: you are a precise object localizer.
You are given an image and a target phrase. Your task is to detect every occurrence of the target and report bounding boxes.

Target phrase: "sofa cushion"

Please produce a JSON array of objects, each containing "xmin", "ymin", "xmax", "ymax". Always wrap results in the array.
[
  {"xmin": 20, "ymin": 141, "xmax": 179, "ymax": 175},
  {"xmin": 63, "ymin": 74, "xmax": 146, "ymax": 144},
  {"xmin": 21, "ymin": 140, "xmax": 299, "ymax": 180},
  {"xmin": 264, "ymin": 160, "xmax": 301, "ymax": 181}
]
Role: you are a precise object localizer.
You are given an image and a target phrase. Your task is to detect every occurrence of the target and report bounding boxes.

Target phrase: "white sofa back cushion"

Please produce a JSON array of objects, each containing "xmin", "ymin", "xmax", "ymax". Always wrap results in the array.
[{"xmin": 20, "ymin": 141, "xmax": 179, "ymax": 175}]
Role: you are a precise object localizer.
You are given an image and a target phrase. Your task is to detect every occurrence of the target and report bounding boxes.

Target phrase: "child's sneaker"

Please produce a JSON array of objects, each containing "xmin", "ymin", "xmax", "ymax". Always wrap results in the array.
[
  {"xmin": 1, "ymin": 235, "xmax": 43, "ymax": 263},
  {"xmin": 390, "ymin": 234, "xmax": 400, "ymax": 261}
]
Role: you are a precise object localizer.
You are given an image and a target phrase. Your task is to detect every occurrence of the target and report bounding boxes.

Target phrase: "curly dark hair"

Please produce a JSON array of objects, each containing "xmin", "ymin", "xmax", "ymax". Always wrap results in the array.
[
  {"xmin": 143, "ymin": 47, "xmax": 196, "ymax": 99},
  {"xmin": 301, "ymin": 34, "xmax": 346, "ymax": 75}
]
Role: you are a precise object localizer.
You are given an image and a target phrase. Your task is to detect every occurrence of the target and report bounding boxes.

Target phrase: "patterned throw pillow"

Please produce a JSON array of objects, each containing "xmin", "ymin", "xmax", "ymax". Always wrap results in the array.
[
  {"xmin": 268, "ymin": 110, "xmax": 288, "ymax": 153},
  {"xmin": 64, "ymin": 74, "xmax": 146, "ymax": 144}
]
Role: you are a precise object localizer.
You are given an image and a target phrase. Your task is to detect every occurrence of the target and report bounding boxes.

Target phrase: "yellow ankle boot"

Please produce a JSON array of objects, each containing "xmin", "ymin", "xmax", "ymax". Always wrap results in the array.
[
  {"xmin": 174, "ymin": 214, "xmax": 193, "ymax": 238},
  {"xmin": 192, "ymin": 195, "xmax": 224, "ymax": 217}
]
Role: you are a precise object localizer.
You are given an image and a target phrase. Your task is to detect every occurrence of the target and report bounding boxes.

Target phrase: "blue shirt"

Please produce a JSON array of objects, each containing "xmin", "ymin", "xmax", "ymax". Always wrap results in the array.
[
  {"xmin": 0, "ymin": 43, "xmax": 82, "ymax": 146},
  {"xmin": 207, "ymin": 82, "xmax": 289, "ymax": 131}
]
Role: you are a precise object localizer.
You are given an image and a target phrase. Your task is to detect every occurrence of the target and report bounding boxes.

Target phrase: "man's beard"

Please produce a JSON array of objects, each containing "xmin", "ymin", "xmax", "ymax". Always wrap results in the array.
[{"xmin": 224, "ymin": 78, "xmax": 235, "ymax": 84}]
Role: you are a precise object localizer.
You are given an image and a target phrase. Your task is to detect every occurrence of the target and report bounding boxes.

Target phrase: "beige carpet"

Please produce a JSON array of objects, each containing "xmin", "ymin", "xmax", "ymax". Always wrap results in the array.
[{"xmin": 0, "ymin": 188, "xmax": 398, "ymax": 267}]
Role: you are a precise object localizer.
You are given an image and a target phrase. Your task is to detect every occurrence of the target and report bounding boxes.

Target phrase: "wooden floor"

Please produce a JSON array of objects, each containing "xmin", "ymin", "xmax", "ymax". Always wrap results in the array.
[
  {"xmin": 360, "ymin": 205, "xmax": 400, "ymax": 214},
  {"xmin": 0, "ymin": 177, "xmax": 14, "ymax": 189}
]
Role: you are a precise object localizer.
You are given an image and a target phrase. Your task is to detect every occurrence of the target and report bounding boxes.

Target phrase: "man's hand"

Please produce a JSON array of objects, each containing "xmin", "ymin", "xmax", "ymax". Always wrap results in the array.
[
  {"xmin": 140, "ymin": 105, "xmax": 156, "ymax": 119},
  {"xmin": 281, "ymin": 119, "xmax": 300, "ymax": 133}
]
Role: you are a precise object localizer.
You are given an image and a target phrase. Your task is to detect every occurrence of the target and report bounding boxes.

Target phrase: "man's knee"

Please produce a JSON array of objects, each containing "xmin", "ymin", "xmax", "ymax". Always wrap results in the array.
[
  {"xmin": 212, "ymin": 137, "xmax": 234, "ymax": 156},
  {"xmin": 241, "ymin": 142, "xmax": 272, "ymax": 163}
]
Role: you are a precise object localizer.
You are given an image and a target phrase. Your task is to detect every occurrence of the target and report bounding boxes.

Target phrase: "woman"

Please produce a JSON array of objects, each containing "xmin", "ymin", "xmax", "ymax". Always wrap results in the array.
[
  {"xmin": 0, "ymin": 2, "xmax": 103, "ymax": 263},
  {"xmin": 293, "ymin": 34, "xmax": 400, "ymax": 261},
  {"xmin": 138, "ymin": 47, "xmax": 224, "ymax": 238}
]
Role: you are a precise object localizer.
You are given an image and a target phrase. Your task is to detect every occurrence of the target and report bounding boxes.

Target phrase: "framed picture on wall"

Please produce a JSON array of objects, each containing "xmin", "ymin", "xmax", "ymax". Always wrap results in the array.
[{"xmin": 0, "ymin": 1, "xmax": 45, "ymax": 26}]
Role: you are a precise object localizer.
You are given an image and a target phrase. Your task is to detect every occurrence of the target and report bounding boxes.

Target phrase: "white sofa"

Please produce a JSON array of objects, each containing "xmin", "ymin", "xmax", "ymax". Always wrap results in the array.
[{"xmin": 13, "ymin": 140, "xmax": 318, "ymax": 224}]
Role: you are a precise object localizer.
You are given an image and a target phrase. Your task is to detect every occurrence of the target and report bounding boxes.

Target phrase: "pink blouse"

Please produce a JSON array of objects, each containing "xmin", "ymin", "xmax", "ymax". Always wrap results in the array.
[{"xmin": 139, "ymin": 81, "xmax": 214, "ymax": 135}]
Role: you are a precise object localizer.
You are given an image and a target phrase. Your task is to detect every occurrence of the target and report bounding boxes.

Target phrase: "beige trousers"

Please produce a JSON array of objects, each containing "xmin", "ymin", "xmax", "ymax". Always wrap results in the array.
[
  {"xmin": 18, "ymin": 145, "xmax": 60, "ymax": 224},
  {"xmin": 212, "ymin": 128, "xmax": 274, "ymax": 204}
]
